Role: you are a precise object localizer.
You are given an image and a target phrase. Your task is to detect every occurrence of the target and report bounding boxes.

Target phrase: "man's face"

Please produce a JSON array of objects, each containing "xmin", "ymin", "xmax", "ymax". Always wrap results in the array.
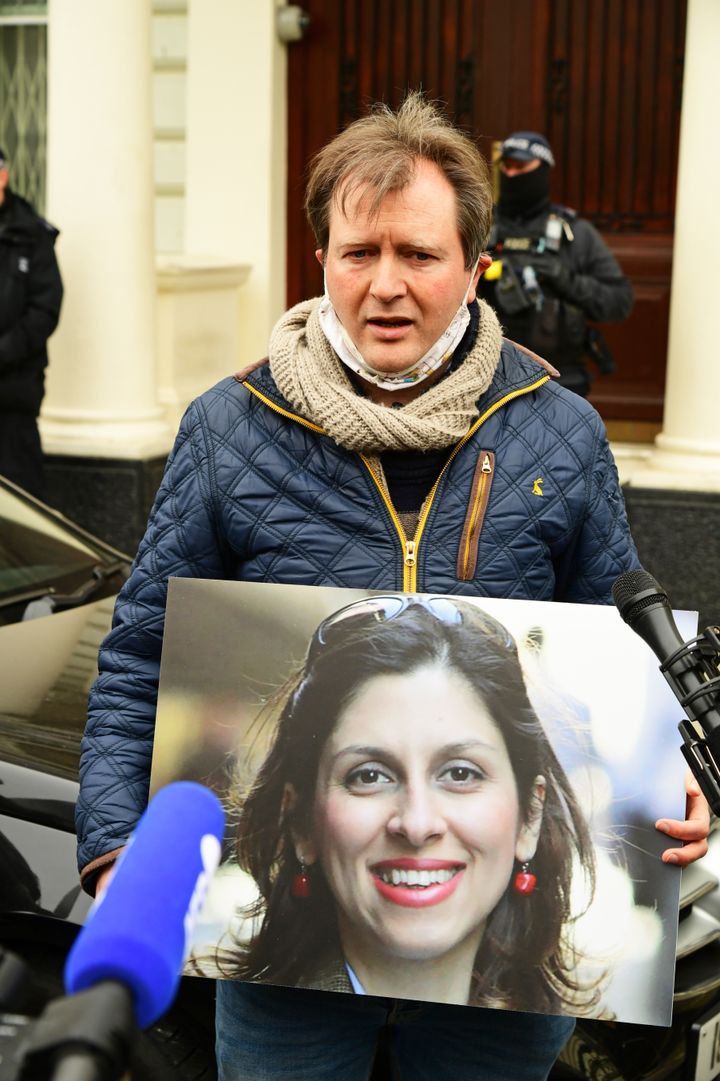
[
  {"xmin": 0, "ymin": 168, "xmax": 8, "ymax": 206},
  {"xmin": 318, "ymin": 159, "xmax": 483, "ymax": 376},
  {"xmin": 500, "ymin": 156, "xmax": 542, "ymax": 177}
]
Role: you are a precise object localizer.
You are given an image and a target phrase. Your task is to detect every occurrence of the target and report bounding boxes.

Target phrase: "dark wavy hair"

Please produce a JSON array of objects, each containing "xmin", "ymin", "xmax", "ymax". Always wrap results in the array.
[{"xmin": 226, "ymin": 596, "xmax": 599, "ymax": 1014}]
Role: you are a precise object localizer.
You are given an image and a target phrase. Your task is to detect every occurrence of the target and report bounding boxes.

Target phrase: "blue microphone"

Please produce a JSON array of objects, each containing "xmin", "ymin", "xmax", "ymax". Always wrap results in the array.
[{"xmin": 65, "ymin": 781, "xmax": 225, "ymax": 1029}]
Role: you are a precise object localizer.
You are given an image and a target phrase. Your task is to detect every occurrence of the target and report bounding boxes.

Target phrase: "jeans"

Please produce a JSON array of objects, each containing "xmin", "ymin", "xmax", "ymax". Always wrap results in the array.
[{"xmin": 215, "ymin": 980, "xmax": 575, "ymax": 1081}]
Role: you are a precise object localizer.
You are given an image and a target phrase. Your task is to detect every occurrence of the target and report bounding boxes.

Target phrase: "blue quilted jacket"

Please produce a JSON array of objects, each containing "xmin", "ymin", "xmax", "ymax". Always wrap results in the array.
[{"xmin": 76, "ymin": 341, "xmax": 639, "ymax": 881}]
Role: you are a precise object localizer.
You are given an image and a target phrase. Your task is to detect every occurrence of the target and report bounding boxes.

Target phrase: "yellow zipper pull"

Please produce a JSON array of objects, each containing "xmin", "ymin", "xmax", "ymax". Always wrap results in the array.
[
  {"xmin": 481, "ymin": 454, "xmax": 492, "ymax": 473},
  {"xmin": 404, "ymin": 541, "xmax": 416, "ymax": 567}
]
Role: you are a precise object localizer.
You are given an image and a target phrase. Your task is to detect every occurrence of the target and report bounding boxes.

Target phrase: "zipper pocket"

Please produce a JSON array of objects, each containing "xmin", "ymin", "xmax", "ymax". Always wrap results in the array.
[{"xmin": 457, "ymin": 451, "xmax": 495, "ymax": 581}]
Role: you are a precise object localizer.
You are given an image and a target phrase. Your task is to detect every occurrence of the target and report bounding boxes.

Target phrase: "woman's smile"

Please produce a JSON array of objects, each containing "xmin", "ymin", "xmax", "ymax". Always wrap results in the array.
[{"xmin": 371, "ymin": 858, "xmax": 466, "ymax": 908}]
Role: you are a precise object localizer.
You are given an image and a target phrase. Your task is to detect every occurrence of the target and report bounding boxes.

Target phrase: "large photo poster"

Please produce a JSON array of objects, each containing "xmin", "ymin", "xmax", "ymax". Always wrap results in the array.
[{"xmin": 150, "ymin": 578, "xmax": 697, "ymax": 1026}]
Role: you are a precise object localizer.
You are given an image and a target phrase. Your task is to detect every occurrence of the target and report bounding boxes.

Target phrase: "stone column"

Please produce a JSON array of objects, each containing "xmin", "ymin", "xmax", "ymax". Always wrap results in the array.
[
  {"xmin": 627, "ymin": 0, "xmax": 720, "ymax": 491},
  {"xmin": 42, "ymin": 0, "xmax": 172, "ymax": 459},
  {"xmin": 185, "ymin": 0, "xmax": 287, "ymax": 362}
]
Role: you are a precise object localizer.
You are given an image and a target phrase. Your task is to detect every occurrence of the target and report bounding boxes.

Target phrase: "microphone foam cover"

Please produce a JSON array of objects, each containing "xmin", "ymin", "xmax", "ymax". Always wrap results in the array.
[
  {"xmin": 65, "ymin": 781, "xmax": 224, "ymax": 1028},
  {"xmin": 612, "ymin": 569, "xmax": 666, "ymax": 620}
]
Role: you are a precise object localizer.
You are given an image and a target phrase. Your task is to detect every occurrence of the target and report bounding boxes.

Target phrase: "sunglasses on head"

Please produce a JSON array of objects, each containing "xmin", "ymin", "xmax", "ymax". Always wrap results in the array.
[{"xmin": 306, "ymin": 593, "xmax": 515, "ymax": 667}]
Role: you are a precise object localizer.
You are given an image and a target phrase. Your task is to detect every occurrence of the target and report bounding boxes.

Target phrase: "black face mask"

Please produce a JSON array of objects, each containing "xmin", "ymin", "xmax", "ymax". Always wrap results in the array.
[{"xmin": 498, "ymin": 164, "xmax": 551, "ymax": 220}]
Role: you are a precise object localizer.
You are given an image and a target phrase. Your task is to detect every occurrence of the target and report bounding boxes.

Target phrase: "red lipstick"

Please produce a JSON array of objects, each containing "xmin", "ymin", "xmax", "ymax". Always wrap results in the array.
[{"xmin": 370, "ymin": 859, "xmax": 465, "ymax": 909}]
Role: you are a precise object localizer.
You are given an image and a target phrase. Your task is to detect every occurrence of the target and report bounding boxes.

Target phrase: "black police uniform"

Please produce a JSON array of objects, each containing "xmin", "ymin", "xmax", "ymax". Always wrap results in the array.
[
  {"xmin": 0, "ymin": 187, "xmax": 63, "ymax": 497},
  {"xmin": 479, "ymin": 203, "xmax": 633, "ymax": 397}
]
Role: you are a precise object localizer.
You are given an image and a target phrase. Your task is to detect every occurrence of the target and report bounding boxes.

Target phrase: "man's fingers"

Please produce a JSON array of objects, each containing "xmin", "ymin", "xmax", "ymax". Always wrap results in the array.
[
  {"xmin": 656, "ymin": 816, "xmax": 709, "ymax": 841},
  {"xmin": 661, "ymin": 838, "xmax": 709, "ymax": 866},
  {"xmin": 656, "ymin": 773, "xmax": 712, "ymax": 867}
]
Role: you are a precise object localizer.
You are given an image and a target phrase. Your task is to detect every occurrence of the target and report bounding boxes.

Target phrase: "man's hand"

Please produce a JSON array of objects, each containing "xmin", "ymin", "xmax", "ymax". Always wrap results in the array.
[
  {"xmin": 94, "ymin": 863, "xmax": 117, "ymax": 899},
  {"xmin": 655, "ymin": 770, "xmax": 711, "ymax": 866}
]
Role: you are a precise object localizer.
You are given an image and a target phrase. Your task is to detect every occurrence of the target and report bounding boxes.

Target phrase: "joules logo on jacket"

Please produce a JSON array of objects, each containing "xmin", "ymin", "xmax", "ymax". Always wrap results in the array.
[
  {"xmin": 532, "ymin": 478, "xmax": 544, "ymax": 496},
  {"xmin": 18, "ymin": 257, "xmax": 29, "ymax": 273}
]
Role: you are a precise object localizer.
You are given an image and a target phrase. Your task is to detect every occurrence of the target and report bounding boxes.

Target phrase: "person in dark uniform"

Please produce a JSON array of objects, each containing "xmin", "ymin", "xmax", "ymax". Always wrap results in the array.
[
  {"xmin": 0, "ymin": 148, "xmax": 63, "ymax": 499},
  {"xmin": 478, "ymin": 131, "xmax": 633, "ymax": 398}
]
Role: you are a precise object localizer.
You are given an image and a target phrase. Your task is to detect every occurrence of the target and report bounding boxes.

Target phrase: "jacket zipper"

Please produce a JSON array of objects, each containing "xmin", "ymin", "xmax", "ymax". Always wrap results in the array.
[
  {"xmin": 458, "ymin": 451, "xmax": 495, "ymax": 581},
  {"xmin": 406, "ymin": 375, "xmax": 550, "ymax": 590},
  {"xmin": 358, "ymin": 455, "xmax": 417, "ymax": 589},
  {"xmin": 244, "ymin": 375, "xmax": 549, "ymax": 591}
]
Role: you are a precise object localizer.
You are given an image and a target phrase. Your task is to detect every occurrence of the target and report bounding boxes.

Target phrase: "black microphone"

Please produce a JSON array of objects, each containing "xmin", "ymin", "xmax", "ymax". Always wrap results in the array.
[
  {"xmin": 612, "ymin": 569, "xmax": 720, "ymax": 814},
  {"xmin": 0, "ymin": 952, "xmax": 133, "ymax": 1081}
]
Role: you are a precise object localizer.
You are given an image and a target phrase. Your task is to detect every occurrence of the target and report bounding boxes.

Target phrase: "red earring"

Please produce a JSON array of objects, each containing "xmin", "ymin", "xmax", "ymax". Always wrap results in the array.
[
  {"xmin": 291, "ymin": 859, "xmax": 312, "ymax": 898},
  {"xmin": 513, "ymin": 862, "xmax": 537, "ymax": 895}
]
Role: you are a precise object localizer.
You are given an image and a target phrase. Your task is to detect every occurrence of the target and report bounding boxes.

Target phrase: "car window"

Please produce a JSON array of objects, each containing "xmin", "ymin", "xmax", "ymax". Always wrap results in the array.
[{"xmin": 0, "ymin": 489, "xmax": 102, "ymax": 602}]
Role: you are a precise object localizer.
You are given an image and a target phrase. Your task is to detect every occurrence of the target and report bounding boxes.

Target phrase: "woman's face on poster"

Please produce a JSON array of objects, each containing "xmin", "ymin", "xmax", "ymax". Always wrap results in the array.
[{"xmin": 296, "ymin": 664, "xmax": 545, "ymax": 974}]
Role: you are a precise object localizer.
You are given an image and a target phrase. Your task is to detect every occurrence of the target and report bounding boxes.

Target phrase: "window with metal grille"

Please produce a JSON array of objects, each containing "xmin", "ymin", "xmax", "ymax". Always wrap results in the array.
[{"xmin": 0, "ymin": 1, "xmax": 47, "ymax": 213}]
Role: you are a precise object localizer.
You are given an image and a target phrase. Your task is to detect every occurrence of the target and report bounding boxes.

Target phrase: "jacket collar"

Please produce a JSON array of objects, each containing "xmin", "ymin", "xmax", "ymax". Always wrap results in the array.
[{"xmin": 238, "ymin": 336, "xmax": 555, "ymax": 428}]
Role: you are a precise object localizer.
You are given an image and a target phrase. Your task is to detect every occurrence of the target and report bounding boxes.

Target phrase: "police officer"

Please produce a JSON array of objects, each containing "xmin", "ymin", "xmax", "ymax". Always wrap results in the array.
[
  {"xmin": 478, "ymin": 131, "xmax": 633, "ymax": 397},
  {"xmin": 0, "ymin": 148, "xmax": 63, "ymax": 498}
]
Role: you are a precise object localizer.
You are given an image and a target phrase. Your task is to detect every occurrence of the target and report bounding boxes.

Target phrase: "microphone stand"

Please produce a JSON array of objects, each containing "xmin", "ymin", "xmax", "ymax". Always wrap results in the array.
[
  {"xmin": 18, "ymin": 982, "xmax": 137, "ymax": 1081},
  {"xmin": 48, "ymin": 1055, "xmax": 117, "ymax": 1081},
  {"xmin": 612, "ymin": 569, "xmax": 720, "ymax": 818},
  {"xmin": 662, "ymin": 625, "xmax": 720, "ymax": 817}
]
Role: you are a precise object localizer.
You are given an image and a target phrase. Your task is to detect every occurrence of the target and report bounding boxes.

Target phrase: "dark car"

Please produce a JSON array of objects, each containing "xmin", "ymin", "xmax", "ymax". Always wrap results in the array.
[
  {"xmin": 2, "ymin": 475, "xmax": 720, "ymax": 1081},
  {"xmin": 0, "ymin": 476, "xmax": 217, "ymax": 1079}
]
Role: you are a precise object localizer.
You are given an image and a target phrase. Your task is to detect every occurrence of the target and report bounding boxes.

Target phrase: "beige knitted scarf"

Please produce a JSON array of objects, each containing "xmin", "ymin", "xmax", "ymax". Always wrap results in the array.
[{"xmin": 268, "ymin": 297, "xmax": 503, "ymax": 454}]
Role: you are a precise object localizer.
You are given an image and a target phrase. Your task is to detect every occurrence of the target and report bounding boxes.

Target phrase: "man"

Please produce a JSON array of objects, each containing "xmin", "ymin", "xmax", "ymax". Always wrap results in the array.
[
  {"xmin": 478, "ymin": 131, "xmax": 633, "ymax": 398},
  {"xmin": 0, "ymin": 148, "xmax": 63, "ymax": 498},
  {"xmin": 76, "ymin": 95, "xmax": 707, "ymax": 1081}
]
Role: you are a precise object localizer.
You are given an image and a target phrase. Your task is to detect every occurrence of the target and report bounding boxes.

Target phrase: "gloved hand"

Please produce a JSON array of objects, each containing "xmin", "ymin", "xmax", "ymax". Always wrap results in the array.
[{"xmin": 532, "ymin": 255, "xmax": 575, "ymax": 299}]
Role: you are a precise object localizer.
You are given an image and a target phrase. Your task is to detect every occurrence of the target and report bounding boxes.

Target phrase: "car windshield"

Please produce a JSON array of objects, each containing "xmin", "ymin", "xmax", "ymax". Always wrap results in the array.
[{"xmin": 0, "ymin": 485, "xmax": 113, "ymax": 604}]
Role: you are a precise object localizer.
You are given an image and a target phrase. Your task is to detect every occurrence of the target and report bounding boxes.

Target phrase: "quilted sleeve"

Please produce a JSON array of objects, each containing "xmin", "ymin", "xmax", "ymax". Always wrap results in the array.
[
  {"xmin": 75, "ymin": 399, "xmax": 233, "ymax": 885},
  {"xmin": 552, "ymin": 412, "xmax": 641, "ymax": 604}
]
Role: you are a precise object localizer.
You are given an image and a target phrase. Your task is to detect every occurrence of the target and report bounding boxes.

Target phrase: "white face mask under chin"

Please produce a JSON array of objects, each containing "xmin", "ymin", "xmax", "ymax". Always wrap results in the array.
[{"xmin": 318, "ymin": 261, "xmax": 480, "ymax": 391}]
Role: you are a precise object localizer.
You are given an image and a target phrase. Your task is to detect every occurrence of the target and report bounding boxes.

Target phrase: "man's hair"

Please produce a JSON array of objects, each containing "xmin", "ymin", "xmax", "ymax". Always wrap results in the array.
[{"xmin": 304, "ymin": 91, "xmax": 493, "ymax": 268}]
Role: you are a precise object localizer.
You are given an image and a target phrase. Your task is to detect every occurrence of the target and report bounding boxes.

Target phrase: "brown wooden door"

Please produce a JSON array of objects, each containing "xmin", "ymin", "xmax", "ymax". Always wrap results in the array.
[{"xmin": 287, "ymin": 0, "xmax": 686, "ymax": 424}]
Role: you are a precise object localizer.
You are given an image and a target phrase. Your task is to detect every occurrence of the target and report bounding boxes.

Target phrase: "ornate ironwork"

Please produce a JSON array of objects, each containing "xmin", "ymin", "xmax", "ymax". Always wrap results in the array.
[
  {"xmin": 0, "ymin": 2, "xmax": 47, "ymax": 16},
  {"xmin": 0, "ymin": 20, "xmax": 47, "ymax": 212}
]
